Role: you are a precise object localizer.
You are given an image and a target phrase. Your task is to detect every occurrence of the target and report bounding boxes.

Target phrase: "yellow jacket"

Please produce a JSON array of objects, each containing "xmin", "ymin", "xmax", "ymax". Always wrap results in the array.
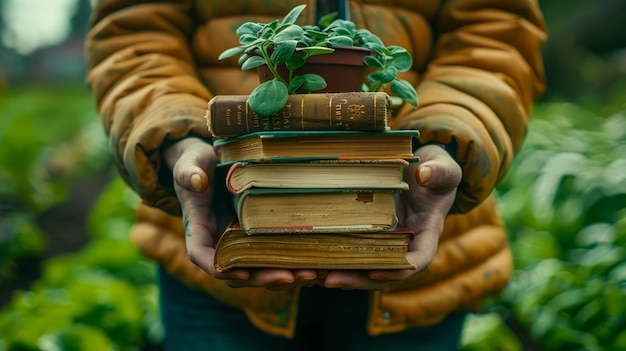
[{"xmin": 86, "ymin": 0, "xmax": 546, "ymax": 338}]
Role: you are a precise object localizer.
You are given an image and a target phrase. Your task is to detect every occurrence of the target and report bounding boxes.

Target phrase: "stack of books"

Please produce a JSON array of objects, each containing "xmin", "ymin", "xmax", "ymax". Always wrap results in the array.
[{"xmin": 206, "ymin": 92, "xmax": 419, "ymax": 272}]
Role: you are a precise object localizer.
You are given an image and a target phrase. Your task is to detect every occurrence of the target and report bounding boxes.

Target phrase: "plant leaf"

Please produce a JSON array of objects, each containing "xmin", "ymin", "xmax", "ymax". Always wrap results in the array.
[
  {"xmin": 369, "ymin": 66, "xmax": 398, "ymax": 84},
  {"xmin": 332, "ymin": 27, "xmax": 354, "ymax": 37},
  {"xmin": 390, "ymin": 79, "xmax": 418, "ymax": 108},
  {"xmin": 218, "ymin": 47, "xmax": 245, "ymax": 60},
  {"xmin": 304, "ymin": 29, "xmax": 328, "ymax": 41},
  {"xmin": 300, "ymin": 73, "xmax": 327, "ymax": 91},
  {"xmin": 273, "ymin": 25, "xmax": 305, "ymax": 42},
  {"xmin": 239, "ymin": 34, "xmax": 259, "ymax": 45},
  {"xmin": 363, "ymin": 56, "xmax": 384, "ymax": 69},
  {"xmin": 327, "ymin": 20, "xmax": 355, "ymax": 33},
  {"xmin": 237, "ymin": 53, "xmax": 251, "ymax": 65},
  {"xmin": 264, "ymin": 20, "xmax": 280, "ymax": 35},
  {"xmin": 271, "ymin": 40, "xmax": 297, "ymax": 65},
  {"xmin": 288, "ymin": 76, "xmax": 305, "ymax": 93},
  {"xmin": 249, "ymin": 80, "xmax": 289, "ymax": 116},
  {"xmin": 282, "ymin": 4, "xmax": 306, "ymax": 25},
  {"xmin": 388, "ymin": 46, "xmax": 413, "ymax": 72},
  {"xmin": 365, "ymin": 42, "xmax": 385, "ymax": 54},
  {"xmin": 236, "ymin": 22, "xmax": 264, "ymax": 37},
  {"xmin": 241, "ymin": 56, "xmax": 267, "ymax": 70},
  {"xmin": 285, "ymin": 55, "xmax": 305, "ymax": 71},
  {"xmin": 355, "ymin": 29, "xmax": 384, "ymax": 47},
  {"xmin": 318, "ymin": 12, "xmax": 338, "ymax": 27},
  {"xmin": 325, "ymin": 36, "xmax": 354, "ymax": 47},
  {"xmin": 299, "ymin": 46, "xmax": 334, "ymax": 58}
]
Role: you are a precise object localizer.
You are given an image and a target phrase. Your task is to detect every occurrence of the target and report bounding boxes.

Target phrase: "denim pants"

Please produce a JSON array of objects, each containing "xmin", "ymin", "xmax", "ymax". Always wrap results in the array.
[{"xmin": 158, "ymin": 267, "xmax": 466, "ymax": 351}]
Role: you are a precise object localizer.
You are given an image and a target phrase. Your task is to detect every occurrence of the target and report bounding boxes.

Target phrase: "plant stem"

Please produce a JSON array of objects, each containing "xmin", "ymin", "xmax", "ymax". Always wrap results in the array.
[
  {"xmin": 366, "ymin": 58, "xmax": 388, "ymax": 92},
  {"xmin": 261, "ymin": 43, "xmax": 289, "ymax": 86},
  {"xmin": 367, "ymin": 81, "xmax": 383, "ymax": 92}
]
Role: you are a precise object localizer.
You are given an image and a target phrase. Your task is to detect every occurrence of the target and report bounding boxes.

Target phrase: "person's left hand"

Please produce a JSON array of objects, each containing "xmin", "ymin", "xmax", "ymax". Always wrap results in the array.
[
  {"xmin": 319, "ymin": 144, "xmax": 462, "ymax": 290},
  {"xmin": 165, "ymin": 137, "xmax": 323, "ymax": 290}
]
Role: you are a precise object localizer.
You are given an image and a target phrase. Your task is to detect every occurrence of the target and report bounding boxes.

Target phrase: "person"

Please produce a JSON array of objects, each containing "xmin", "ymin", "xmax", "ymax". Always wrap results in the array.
[{"xmin": 86, "ymin": 0, "xmax": 546, "ymax": 350}]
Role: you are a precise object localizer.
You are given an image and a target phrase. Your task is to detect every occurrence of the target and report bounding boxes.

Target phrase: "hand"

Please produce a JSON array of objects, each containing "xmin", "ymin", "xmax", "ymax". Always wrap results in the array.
[
  {"xmin": 320, "ymin": 144, "xmax": 462, "ymax": 290},
  {"xmin": 165, "ymin": 138, "xmax": 321, "ymax": 290}
]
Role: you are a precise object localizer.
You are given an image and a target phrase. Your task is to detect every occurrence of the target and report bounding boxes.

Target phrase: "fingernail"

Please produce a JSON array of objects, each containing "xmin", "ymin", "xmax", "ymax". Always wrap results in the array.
[
  {"xmin": 418, "ymin": 166, "xmax": 431, "ymax": 184},
  {"xmin": 191, "ymin": 173, "xmax": 202, "ymax": 191}
]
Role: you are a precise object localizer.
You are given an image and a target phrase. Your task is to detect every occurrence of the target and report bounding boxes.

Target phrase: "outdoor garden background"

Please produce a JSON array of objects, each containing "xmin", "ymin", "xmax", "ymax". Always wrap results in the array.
[{"xmin": 1, "ymin": 0, "xmax": 625, "ymax": 350}]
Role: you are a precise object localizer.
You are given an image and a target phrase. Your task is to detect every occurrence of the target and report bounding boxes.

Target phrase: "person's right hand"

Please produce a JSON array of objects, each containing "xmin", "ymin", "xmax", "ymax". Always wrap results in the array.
[{"xmin": 165, "ymin": 137, "xmax": 321, "ymax": 290}]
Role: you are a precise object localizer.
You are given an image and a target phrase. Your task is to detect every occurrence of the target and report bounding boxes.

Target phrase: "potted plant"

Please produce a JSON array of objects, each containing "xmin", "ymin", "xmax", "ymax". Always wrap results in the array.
[{"xmin": 218, "ymin": 4, "xmax": 419, "ymax": 116}]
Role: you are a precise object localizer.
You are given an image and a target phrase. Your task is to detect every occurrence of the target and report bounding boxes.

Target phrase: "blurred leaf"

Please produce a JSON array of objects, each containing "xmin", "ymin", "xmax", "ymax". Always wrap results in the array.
[
  {"xmin": 87, "ymin": 177, "xmax": 138, "ymax": 240},
  {"xmin": 0, "ymin": 213, "xmax": 46, "ymax": 283},
  {"xmin": 461, "ymin": 313, "xmax": 522, "ymax": 351},
  {"xmin": 38, "ymin": 324, "xmax": 115, "ymax": 351},
  {"xmin": 575, "ymin": 222, "xmax": 617, "ymax": 247},
  {"xmin": 0, "ymin": 85, "xmax": 108, "ymax": 213}
]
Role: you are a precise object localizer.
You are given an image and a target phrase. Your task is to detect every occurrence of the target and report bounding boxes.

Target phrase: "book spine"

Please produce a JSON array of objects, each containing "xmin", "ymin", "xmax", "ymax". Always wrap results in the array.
[
  {"xmin": 207, "ymin": 92, "xmax": 391, "ymax": 138},
  {"xmin": 224, "ymin": 161, "xmax": 246, "ymax": 194}
]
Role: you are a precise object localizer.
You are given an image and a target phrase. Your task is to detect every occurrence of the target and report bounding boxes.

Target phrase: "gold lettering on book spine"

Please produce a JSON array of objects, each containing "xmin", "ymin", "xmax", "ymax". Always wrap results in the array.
[
  {"xmin": 334, "ymin": 98, "xmax": 345, "ymax": 127},
  {"xmin": 225, "ymin": 107, "xmax": 232, "ymax": 126},
  {"xmin": 236, "ymin": 104, "xmax": 243, "ymax": 129},
  {"xmin": 281, "ymin": 101, "xmax": 292, "ymax": 129}
]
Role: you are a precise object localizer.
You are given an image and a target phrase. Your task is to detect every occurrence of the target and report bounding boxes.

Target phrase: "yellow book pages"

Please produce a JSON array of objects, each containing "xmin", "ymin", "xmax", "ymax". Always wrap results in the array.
[
  {"xmin": 235, "ymin": 189, "xmax": 399, "ymax": 234},
  {"xmin": 214, "ymin": 130, "xmax": 419, "ymax": 164},
  {"xmin": 225, "ymin": 158, "xmax": 412, "ymax": 194},
  {"xmin": 214, "ymin": 219, "xmax": 416, "ymax": 272}
]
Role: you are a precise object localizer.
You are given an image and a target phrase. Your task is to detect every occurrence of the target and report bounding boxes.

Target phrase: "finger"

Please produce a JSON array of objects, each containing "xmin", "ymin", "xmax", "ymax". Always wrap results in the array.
[
  {"xmin": 267, "ymin": 270, "xmax": 325, "ymax": 290},
  {"xmin": 414, "ymin": 147, "xmax": 462, "ymax": 194},
  {"xmin": 368, "ymin": 265, "xmax": 418, "ymax": 281},
  {"xmin": 225, "ymin": 269, "xmax": 296, "ymax": 288},
  {"xmin": 368, "ymin": 230, "xmax": 439, "ymax": 282},
  {"xmin": 322, "ymin": 271, "xmax": 390, "ymax": 290}
]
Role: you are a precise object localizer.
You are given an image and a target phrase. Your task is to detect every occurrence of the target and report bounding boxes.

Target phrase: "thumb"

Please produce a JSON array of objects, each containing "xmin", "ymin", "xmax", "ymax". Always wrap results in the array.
[
  {"xmin": 415, "ymin": 148, "xmax": 462, "ymax": 194},
  {"xmin": 171, "ymin": 142, "xmax": 216, "ymax": 193}
]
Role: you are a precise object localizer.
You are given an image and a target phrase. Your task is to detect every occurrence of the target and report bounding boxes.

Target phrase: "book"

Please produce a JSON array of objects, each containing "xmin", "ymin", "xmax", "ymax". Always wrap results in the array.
[
  {"xmin": 206, "ymin": 91, "xmax": 392, "ymax": 138},
  {"xmin": 233, "ymin": 188, "xmax": 400, "ymax": 234},
  {"xmin": 225, "ymin": 158, "xmax": 414, "ymax": 194},
  {"xmin": 214, "ymin": 219, "xmax": 416, "ymax": 272},
  {"xmin": 214, "ymin": 130, "xmax": 419, "ymax": 164}
]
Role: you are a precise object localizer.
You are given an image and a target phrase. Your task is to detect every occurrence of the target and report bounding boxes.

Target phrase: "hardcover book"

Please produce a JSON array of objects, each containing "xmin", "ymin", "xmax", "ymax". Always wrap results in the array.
[
  {"xmin": 225, "ymin": 158, "xmax": 414, "ymax": 194},
  {"xmin": 214, "ymin": 219, "xmax": 416, "ymax": 272},
  {"xmin": 214, "ymin": 130, "xmax": 419, "ymax": 164},
  {"xmin": 206, "ymin": 91, "xmax": 391, "ymax": 138},
  {"xmin": 233, "ymin": 188, "xmax": 400, "ymax": 234}
]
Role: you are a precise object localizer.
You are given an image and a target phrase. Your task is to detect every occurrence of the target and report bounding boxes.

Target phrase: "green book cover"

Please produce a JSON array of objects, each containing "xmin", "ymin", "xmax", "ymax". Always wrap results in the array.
[{"xmin": 214, "ymin": 129, "xmax": 420, "ymax": 146}]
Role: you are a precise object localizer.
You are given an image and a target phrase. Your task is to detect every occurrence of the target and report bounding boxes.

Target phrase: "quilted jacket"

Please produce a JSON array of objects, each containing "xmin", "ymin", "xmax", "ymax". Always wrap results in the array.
[{"xmin": 86, "ymin": 0, "xmax": 546, "ymax": 338}]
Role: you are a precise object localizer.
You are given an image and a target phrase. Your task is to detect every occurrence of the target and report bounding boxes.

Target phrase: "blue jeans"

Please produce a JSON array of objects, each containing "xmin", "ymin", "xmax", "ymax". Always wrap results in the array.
[{"xmin": 158, "ymin": 267, "xmax": 466, "ymax": 350}]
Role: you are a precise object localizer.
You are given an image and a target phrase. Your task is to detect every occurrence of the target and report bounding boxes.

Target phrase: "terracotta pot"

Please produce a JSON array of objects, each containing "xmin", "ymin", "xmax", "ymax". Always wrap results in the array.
[{"xmin": 256, "ymin": 46, "xmax": 371, "ymax": 93}]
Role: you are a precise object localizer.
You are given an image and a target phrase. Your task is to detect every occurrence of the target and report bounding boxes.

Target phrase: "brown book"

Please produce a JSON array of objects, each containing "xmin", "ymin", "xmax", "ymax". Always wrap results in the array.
[
  {"xmin": 214, "ymin": 219, "xmax": 416, "ymax": 272},
  {"xmin": 233, "ymin": 188, "xmax": 399, "ymax": 235},
  {"xmin": 214, "ymin": 130, "xmax": 419, "ymax": 164},
  {"xmin": 206, "ymin": 92, "xmax": 392, "ymax": 138},
  {"xmin": 225, "ymin": 158, "xmax": 414, "ymax": 194}
]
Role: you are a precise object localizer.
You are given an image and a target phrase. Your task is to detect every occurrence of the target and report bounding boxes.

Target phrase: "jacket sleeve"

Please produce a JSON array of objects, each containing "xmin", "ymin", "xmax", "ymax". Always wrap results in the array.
[
  {"xmin": 392, "ymin": 0, "xmax": 547, "ymax": 213},
  {"xmin": 86, "ymin": 0, "xmax": 213, "ymax": 216}
]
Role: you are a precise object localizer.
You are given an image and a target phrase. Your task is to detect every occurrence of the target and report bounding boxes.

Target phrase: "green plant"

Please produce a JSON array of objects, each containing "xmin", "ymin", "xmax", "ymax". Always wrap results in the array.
[
  {"xmin": 0, "ymin": 177, "xmax": 162, "ymax": 350},
  {"xmin": 218, "ymin": 4, "xmax": 418, "ymax": 116},
  {"xmin": 488, "ymin": 102, "xmax": 626, "ymax": 350},
  {"xmin": 0, "ymin": 85, "xmax": 111, "ymax": 287}
]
